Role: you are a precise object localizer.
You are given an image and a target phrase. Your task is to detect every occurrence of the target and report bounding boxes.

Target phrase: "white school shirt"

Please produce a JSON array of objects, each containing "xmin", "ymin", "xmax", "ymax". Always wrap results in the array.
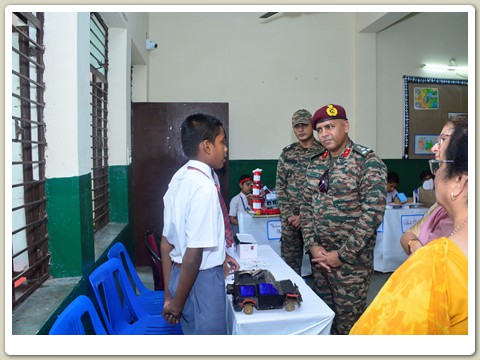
[
  {"xmin": 162, "ymin": 160, "xmax": 226, "ymax": 270},
  {"xmin": 229, "ymin": 192, "xmax": 250, "ymax": 217},
  {"xmin": 386, "ymin": 189, "xmax": 398, "ymax": 203}
]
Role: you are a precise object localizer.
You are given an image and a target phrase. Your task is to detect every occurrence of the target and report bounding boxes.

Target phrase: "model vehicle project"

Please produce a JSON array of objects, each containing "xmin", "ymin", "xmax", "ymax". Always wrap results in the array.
[{"xmin": 226, "ymin": 269, "xmax": 302, "ymax": 315}]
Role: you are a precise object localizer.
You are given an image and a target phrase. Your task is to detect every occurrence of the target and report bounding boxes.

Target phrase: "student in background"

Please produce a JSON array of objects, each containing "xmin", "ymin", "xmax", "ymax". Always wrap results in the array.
[
  {"xmin": 418, "ymin": 169, "xmax": 436, "ymax": 208},
  {"xmin": 229, "ymin": 174, "xmax": 253, "ymax": 234},
  {"xmin": 386, "ymin": 172, "xmax": 400, "ymax": 203},
  {"xmin": 419, "ymin": 169, "xmax": 433, "ymax": 183}
]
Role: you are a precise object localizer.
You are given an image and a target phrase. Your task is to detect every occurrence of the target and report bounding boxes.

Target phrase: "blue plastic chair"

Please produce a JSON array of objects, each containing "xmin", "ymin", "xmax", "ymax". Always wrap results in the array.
[
  {"xmin": 89, "ymin": 258, "xmax": 182, "ymax": 335},
  {"xmin": 49, "ymin": 295, "xmax": 107, "ymax": 335},
  {"xmin": 107, "ymin": 242, "xmax": 165, "ymax": 316}
]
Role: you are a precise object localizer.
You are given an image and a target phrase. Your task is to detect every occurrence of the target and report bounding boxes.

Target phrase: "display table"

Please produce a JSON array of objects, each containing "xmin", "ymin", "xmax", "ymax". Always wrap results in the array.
[
  {"xmin": 237, "ymin": 210, "xmax": 312, "ymax": 276},
  {"xmin": 374, "ymin": 206, "xmax": 428, "ymax": 272},
  {"xmin": 226, "ymin": 245, "xmax": 335, "ymax": 335}
]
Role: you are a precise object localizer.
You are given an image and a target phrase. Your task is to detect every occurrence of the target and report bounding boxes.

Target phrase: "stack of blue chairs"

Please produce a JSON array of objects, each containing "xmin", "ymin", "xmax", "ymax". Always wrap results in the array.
[
  {"xmin": 49, "ymin": 295, "xmax": 107, "ymax": 335},
  {"xmin": 49, "ymin": 242, "xmax": 182, "ymax": 335},
  {"xmin": 107, "ymin": 242, "xmax": 166, "ymax": 316},
  {"xmin": 89, "ymin": 258, "xmax": 182, "ymax": 335}
]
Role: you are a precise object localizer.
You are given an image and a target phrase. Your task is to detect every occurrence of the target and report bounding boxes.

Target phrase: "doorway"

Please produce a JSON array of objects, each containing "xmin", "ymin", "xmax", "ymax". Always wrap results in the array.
[{"xmin": 131, "ymin": 102, "xmax": 229, "ymax": 272}]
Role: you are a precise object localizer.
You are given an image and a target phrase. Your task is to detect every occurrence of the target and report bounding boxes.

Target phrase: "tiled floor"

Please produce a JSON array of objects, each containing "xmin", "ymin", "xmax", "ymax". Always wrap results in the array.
[{"xmin": 367, "ymin": 271, "xmax": 392, "ymax": 306}]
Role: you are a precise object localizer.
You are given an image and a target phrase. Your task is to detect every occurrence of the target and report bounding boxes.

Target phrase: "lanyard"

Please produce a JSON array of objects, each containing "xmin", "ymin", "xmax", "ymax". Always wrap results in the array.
[
  {"xmin": 187, "ymin": 166, "xmax": 218, "ymax": 189},
  {"xmin": 240, "ymin": 195, "xmax": 248, "ymax": 210}
]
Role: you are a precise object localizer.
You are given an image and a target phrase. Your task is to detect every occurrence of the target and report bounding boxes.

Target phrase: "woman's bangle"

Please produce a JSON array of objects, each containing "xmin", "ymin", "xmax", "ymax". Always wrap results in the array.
[{"xmin": 407, "ymin": 239, "xmax": 419, "ymax": 254}]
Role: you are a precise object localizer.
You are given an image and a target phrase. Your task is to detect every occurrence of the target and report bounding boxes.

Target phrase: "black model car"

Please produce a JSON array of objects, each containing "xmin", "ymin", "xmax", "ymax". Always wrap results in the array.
[{"xmin": 226, "ymin": 269, "xmax": 302, "ymax": 315}]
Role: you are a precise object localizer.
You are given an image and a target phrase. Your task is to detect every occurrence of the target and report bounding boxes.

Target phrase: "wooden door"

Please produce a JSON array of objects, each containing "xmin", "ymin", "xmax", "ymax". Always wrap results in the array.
[{"xmin": 131, "ymin": 103, "xmax": 229, "ymax": 274}]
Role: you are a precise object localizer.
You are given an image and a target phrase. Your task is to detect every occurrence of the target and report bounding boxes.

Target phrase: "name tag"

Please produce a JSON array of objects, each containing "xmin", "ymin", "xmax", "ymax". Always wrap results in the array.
[{"xmin": 306, "ymin": 171, "xmax": 322, "ymax": 178}]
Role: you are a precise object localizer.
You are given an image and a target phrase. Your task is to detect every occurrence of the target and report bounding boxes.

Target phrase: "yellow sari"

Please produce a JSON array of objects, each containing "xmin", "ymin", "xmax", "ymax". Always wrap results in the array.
[{"xmin": 350, "ymin": 237, "xmax": 467, "ymax": 334}]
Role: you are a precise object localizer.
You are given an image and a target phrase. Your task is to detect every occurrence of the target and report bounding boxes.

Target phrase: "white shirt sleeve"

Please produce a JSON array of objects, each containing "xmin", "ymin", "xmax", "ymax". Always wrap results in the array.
[{"xmin": 229, "ymin": 194, "xmax": 240, "ymax": 217}]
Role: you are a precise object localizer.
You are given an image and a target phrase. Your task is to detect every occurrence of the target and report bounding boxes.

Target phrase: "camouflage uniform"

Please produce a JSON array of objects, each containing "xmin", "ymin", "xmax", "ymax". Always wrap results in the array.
[
  {"xmin": 276, "ymin": 140, "xmax": 324, "ymax": 275},
  {"xmin": 301, "ymin": 140, "xmax": 387, "ymax": 334}
]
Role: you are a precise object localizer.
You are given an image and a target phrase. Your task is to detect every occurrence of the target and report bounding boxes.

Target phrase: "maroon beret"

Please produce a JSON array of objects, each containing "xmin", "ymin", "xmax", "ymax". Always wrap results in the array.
[{"xmin": 311, "ymin": 104, "xmax": 348, "ymax": 128}]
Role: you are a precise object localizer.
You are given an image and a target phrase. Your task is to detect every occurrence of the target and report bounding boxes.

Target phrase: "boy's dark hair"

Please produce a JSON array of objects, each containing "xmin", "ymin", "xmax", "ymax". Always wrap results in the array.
[
  {"xmin": 387, "ymin": 172, "xmax": 400, "ymax": 184},
  {"xmin": 419, "ymin": 170, "xmax": 433, "ymax": 181},
  {"xmin": 181, "ymin": 113, "xmax": 224, "ymax": 158}
]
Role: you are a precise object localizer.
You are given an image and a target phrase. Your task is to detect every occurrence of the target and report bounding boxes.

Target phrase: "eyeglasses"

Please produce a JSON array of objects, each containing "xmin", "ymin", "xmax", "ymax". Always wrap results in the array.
[
  {"xmin": 319, "ymin": 169, "xmax": 329, "ymax": 193},
  {"xmin": 436, "ymin": 133, "xmax": 451, "ymax": 146},
  {"xmin": 429, "ymin": 159, "xmax": 454, "ymax": 175}
]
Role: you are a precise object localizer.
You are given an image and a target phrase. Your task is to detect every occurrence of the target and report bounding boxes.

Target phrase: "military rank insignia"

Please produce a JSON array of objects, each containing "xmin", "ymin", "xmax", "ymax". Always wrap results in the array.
[{"xmin": 326, "ymin": 105, "xmax": 338, "ymax": 117}]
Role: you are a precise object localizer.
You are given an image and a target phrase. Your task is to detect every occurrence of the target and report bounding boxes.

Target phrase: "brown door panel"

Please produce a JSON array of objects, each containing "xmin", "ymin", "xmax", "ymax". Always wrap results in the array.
[{"xmin": 131, "ymin": 103, "xmax": 229, "ymax": 275}]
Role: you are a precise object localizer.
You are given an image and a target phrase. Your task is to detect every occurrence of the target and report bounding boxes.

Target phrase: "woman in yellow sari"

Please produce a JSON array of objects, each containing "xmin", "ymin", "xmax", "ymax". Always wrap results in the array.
[{"xmin": 350, "ymin": 116, "xmax": 468, "ymax": 335}]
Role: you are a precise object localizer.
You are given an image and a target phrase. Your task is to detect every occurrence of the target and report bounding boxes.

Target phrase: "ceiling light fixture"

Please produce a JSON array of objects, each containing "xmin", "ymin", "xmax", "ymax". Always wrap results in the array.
[{"xmin": 421, "ymin": 58, "xmax": 467, "ymax": 72}]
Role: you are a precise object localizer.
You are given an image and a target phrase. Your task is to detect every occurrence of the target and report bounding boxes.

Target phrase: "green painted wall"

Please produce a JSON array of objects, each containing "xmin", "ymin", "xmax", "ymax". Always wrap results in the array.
[
  {"xmin": 40, "ymin": 165, "xmax": 134, "ymax": 334},
  {"xmin": 109, "ymin": 165, "xmax": 131, "ymax": 223},
  {"xmin": 228, "ymin": 158, "xmax": 430, "ymax": 201},
  {"xmin": 382, "ymin": 159, "xmax": 431, "ymax": 196},
  {"xmin": 228, "ymin": 160, "xmax": 278, "ymax": 201},
  {"xmin": 46, "ymin": 165, "xmax": 133, "ymax": 277},
  {"xmin": 46, "ymin": 174, "xmax": 94, "ymax": 277}
]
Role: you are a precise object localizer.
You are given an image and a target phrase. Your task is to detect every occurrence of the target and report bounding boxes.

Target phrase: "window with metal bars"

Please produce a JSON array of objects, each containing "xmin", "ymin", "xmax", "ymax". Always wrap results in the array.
[
  {"xmin": 11, "ymin": 12, "xmax": 50, "ymax": 308},
  {"xmin": 90, "ymin": 13, "xmax": 110, "ymax": 232}
]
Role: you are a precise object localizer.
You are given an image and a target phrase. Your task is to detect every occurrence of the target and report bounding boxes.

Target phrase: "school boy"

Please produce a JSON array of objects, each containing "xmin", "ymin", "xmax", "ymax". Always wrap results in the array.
[
  {"xmin": 161, "ymin": 113, "xmax": 239, "ymax": 334},
  {"xmin": 229, "ymin": 174, "xmax": 253, "ymax": 233}
]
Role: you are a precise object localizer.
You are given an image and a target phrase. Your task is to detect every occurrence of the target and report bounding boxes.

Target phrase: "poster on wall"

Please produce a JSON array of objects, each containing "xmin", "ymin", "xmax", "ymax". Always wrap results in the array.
[
  {"xmin": 403, "ymin": 76, "xmax": 467, "ymax": 160},
  {"xmin": 414, "ymin": 134, "xmax": 437, "ymax": 155},
  {"xmin": 414, "ymin": 87, "xmax": 439, "ymax": 110}
]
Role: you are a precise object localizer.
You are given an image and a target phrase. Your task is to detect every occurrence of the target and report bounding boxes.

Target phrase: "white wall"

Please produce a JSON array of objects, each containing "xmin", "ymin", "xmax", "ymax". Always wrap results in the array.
[
  {"xmin": 147, "ymin": 12, "xmax": 356, "ymax": 160},
  {"xmin": 144, "ymin": 10, "xmax": 469, "ymax": 160},
  {"xmin": 44, "ymin": 12, "xmax": 91, "ymax": 178},
  {"xmin": 43, "ymin": 11, "xmax": 149, "ymax": 177},
  {"xmin": 100, "ymin": 12, "xmax": 150, "ymax": 166},
  {"xmin": 41, "ymin": 9, "xmax": 470, "ymax": 179}
]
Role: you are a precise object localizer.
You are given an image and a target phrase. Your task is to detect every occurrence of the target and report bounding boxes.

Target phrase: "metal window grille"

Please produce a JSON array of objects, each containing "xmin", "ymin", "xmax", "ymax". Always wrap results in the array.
[
  {"xmin": 90, "ymin": 13, "xmax": 110, "ymax": 232},
  {"xmin": 11, "ymin": 12, "xmax": 50, "ymax": 308}
]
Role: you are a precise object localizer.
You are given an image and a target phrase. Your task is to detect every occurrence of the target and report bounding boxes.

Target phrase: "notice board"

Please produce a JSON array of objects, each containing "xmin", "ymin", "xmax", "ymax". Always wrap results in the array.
[{"xmin": 403, "ymin": 76, "xmax": 468, "ymax": 159}]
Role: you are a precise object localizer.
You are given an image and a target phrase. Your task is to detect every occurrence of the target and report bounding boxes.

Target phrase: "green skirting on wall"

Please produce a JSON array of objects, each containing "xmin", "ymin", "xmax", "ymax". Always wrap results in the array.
[
  {"xmin": 46, "ymin": 174, "xmax": 94, "ymax": 277},
  {"xmin": 45, "ymin": 165, "xmax": 132, "ymax": 278},
  {"xmin": 109, "ymin": 165, "xmax": 131, "ymax": 223}
]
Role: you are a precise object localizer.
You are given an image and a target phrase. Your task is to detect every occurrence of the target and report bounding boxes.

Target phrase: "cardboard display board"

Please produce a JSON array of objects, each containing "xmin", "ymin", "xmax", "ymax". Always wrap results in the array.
[{"xmin": 402, "ymin": 76, "xmax": 468, "ymax": 160}]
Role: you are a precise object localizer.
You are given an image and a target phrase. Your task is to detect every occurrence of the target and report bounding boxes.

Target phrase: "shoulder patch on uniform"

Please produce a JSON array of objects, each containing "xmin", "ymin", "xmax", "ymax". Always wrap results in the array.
[
  {"xmin": 352, "ymin": 144, "xmax": 373, "ymax": 157},
  {"xmin": 282, "ymin": 142, "xmax": 298, "ymax": 152}
]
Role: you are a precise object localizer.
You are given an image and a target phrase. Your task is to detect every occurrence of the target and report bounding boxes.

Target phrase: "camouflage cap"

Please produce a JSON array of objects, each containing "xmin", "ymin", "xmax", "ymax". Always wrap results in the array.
[
  {"xmin": 311, "ymin": 104, "xmax": 348, "ymax": 128},
  {"xmin": 291, "ymin": 109, "xmax": 312, "ymax": 127}
]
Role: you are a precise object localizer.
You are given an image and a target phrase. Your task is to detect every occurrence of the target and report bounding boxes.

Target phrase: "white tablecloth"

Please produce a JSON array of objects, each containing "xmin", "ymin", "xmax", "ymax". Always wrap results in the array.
[
  {"xmin": 374, "ymin": 207, "xmax": 428, "ymax": 272},
  {"xmin": 226, "ymin": 245, "xmax": 335, "ymax": 335},
  {"xmin": 237, "ymin": 210, "xmax": 312, "ymax": 276}
]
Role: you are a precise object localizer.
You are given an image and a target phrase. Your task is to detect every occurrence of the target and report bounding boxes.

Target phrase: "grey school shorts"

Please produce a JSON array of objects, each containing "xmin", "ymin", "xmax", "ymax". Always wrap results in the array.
[{"xmin": 169, "ymin": 264, "xmax": 227, "ymax": 335}]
